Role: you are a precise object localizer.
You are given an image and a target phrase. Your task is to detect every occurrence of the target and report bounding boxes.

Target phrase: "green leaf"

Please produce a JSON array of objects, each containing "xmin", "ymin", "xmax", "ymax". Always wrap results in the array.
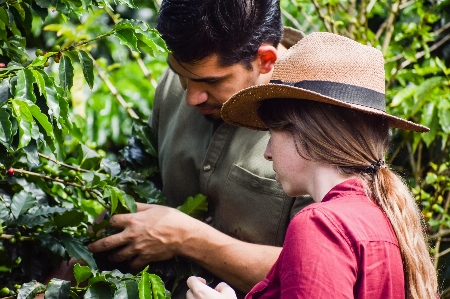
[
  {"xmin": 11, "ymin": 190, "xmax": 36, "ymax": 219},
  {"xmin": 59, "ymin": 55, "xmax": 74, "ymax": 93},
  {"xmin": 27, "ymin": 99, "xmax": 54, "ymax": 138},
  {"xmin": 15, "ymin": 69, "xmax": 37, "ymax": 103},
  {"xmin": 78, "ymin": 143, "xmax": 101, "ymax": 169},
  {"xmin": 117, "ymin": 0, "xmax": 137, "ymax": 8},
  {"xmin": 37, "ymin": 234, "xmax": 66, "ymax": 258},
  {"xmin": 17, "ymin": 281, "xmax": 45, "ymax": 299},
  {"xmin": 78, "ymin": 50, "xmax": 94, "ymax": 89},
  {"xmin": 60, "ymin": 233, "xmax": 98, "ymax": 270},
  {"xmin": 73, "ymin": 263, "xmax": 93, "ymax": 286},
  {"xmin": 148, "ymin": 274, "xmax": 167, "ymax": 299},
  {"xmin": 138, "ymin": 272, "xmax": 152, "ymax": 299},
  {"xmin": 31, "ymin": 69, "xmax": 46, "ymax": 96},
  {"xmin": 11, "ymin": 98, "xmax": 39, "ymax": 149},
  {"xmin": 44, "ymin": 278, "xmax": 71, "ymax": 299},
  {"xmin": 114, "ymin": 280, "xmax": 139, "ymax": 299},
  {"xmin": 0, "ymin": 108, "xmax": 12, "ymax": 147},
  {"xmin": 117, "ymin": 189, "xmax": 137, "ymax": 213},
  {"xmin": 114, "ymin": 29, "xmax": 139, "ymax": 52},
  {"xmin": 0, "ymin": 78, "xmax": 9, "ymax": 106},
  {"xmin": 84, "ymin": 283, "xmax": 113, "ymax": 299},
  {"xmin": 54, "ymin": 209, "xmax": 85, "ymax": 228},
  {"xmin": 114, "ymin": 19, "xmax": 148, "ymax": 31},
  {"xmin": 30, "ymin": 52, "xmax": 56, "ymax": 67},
  {"xmin": 177, "ymin": 194, "xmax": 208, "ymax": 220},
  {"xmin": 133, "ymin": 122, "xmax": 157, "ymax": 157},
  {"xmin": 390, "ymin": 85, "xmax": 416, "ymax": 107},
  {"xmin": 412, "ymin": 76, "xmax": 443, "ymax": 115}
]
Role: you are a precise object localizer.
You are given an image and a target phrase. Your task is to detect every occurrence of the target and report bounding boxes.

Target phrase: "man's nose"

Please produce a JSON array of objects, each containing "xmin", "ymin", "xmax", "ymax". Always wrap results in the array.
[
  {"xmin": 184, "ymin": 80, "xmax": 208, "ymax": 107},
  {"xmin": 264, "ymin": 142, "xmax": 272, "ymax": 161}
]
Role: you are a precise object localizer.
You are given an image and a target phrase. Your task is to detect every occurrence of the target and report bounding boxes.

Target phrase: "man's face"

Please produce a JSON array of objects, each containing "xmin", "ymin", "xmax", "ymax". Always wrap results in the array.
[{"xmin": 167, "ymin": 54, "xmax": 261, "ymax": 120}]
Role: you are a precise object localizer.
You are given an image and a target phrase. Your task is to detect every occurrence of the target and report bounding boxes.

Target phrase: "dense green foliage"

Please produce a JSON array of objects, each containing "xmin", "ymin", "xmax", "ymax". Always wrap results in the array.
[{"xmin": 0, "ymin": 0, "xmax": 449, "ymax": 298}]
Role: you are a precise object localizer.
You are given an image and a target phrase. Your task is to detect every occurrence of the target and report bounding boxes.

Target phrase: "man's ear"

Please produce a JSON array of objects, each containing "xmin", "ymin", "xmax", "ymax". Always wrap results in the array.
[{"xmin": 256, "ymin": 45, "xmax": 278, "ymax": 74}]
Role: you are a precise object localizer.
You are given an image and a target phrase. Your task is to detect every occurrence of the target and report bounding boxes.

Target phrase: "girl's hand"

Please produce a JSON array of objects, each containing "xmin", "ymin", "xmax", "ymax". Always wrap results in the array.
[{"xmin": 186, "ymin": 276, "xmax": 237, "ymax": 299}]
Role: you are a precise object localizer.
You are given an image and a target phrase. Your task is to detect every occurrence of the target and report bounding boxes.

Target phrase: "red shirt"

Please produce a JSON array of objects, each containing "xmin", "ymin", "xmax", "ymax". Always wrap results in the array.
[{"xmin": 246, "ymin": 179, "xmax": 404, "ymax": 299}]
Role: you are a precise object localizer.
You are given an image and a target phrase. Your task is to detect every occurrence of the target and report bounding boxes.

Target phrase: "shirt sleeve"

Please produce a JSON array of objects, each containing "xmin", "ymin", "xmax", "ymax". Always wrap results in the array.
[{"xmin": 279, "ymin": 208, "xmax": 357, "ymax": 299}]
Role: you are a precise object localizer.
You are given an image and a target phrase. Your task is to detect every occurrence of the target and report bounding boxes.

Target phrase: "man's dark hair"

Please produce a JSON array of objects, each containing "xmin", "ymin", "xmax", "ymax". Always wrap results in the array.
[{"xmin": 156, "ymin": 0, "xmax": 283, "ymax": 69}]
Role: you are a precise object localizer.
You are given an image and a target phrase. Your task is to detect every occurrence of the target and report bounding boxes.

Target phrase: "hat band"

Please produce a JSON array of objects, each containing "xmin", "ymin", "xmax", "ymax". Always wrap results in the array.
[{"xmin": 270, "ymin": 80, "xmax": 386, "ymax": 111}]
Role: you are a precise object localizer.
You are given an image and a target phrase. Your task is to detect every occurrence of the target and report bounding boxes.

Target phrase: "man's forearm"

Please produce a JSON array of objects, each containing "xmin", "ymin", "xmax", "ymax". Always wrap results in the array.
[{"xmin": 179, "ymin": 223, "xmax": 282, "ymax": 292}]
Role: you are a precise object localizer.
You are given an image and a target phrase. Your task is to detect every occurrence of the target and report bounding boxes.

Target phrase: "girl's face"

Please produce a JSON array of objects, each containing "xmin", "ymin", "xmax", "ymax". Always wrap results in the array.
[{"xmin": 264, "ymin": 129, "xmax": 314, "ymax": 197}]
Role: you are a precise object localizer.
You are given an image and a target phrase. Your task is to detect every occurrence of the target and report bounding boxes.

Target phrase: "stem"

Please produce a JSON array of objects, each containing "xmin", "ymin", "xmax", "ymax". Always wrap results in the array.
[
  {"xmin": 61, "ymin": 30, "xmax": 114, "ymax": 53},
  {"xmin": 311, "ymin": 0, "xmax": 332, "ymax": 32},
  {"xmin": 381, "ymin": 0, "xmax": 403, "ymax": 56},
  {"xmin": 86, "ymin": 52, "xmax": 140, "ymax": 120},
  {"xmin": 289, "ymin": 0, "xmax": 320, "ymax": 32},
  {"xmin": 387, "ymin": 139, "xmax": 405, "ymax": 164},
  {"xmin": 281, "ymin": 8, "xmax": 303, "ymax": 31},
  {"xmin": 433, "ymin": 191, "xmax": 450, "ymax": 267},
  {"xmin": 13, "ymin": 168, "xmax": 85, "ymax": 188},
  {"xmin": 38, "ymin": 153, "xmax": 89, "ymax": 173}
]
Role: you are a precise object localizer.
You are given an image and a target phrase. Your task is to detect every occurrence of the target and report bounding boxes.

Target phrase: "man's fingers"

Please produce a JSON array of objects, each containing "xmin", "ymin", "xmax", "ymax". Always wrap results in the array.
[
  {"xmin": 215, "ymin": 282, "xmax": 237, "ymax": 298},
  {"xmin": 136, "ymin": 202, "xmax": 152, "ymax": 211},
  {"xmin": 88, "ymin": 231, "xmax": 127, "ymax": 253}
]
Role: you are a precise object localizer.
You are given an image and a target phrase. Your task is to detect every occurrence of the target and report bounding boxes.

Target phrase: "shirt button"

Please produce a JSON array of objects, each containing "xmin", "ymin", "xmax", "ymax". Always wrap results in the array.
[{"xmin": 203, "ymin": 164, "xmax": 211, "ymax": 171}]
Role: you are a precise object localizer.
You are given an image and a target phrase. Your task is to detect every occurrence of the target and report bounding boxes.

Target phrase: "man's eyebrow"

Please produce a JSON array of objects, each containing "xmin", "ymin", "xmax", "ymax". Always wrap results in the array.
[{"xmin": 167, "ymin": 59, "xmax": 225, "ymax": 83}]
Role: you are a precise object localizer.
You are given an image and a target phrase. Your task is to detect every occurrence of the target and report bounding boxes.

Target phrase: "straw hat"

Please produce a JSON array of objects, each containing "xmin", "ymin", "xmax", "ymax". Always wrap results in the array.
[{"xmin": 221, "ymin": 32, "xmax": 429, "ymax": 132}]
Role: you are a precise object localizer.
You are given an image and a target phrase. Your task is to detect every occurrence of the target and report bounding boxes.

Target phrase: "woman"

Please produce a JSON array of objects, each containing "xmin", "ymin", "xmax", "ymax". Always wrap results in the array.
[{"xmin": 186, "ymin": 32, "xmax": 438, "ymax": 299}]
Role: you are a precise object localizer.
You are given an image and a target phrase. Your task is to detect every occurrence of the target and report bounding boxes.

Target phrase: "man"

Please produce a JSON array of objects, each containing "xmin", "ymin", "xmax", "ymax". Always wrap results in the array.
[{"xmin": 88, "ymin": 0, "xmax": 313, "ymax": 297}]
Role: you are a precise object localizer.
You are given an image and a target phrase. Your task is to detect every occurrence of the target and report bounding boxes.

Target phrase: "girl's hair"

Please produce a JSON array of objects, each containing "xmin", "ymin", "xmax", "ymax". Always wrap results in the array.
[{"xmin": 258, "ymin": 98, "xmax": 438, "ymax": 299}]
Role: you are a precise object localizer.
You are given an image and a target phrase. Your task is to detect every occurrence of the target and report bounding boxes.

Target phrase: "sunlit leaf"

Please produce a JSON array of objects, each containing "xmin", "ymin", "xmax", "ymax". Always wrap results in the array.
[
  {"xmin": 138, "ymin": 271, "xmax": 152, "ymax": 299},
  {"xmin": 78, "ymin": 50, "xmax": 94, "ymax": 89},
  {"xmin": 15, "ymin": 69, "xmax": 37, "ymax": 103},
  {"xmin": 11, "ymin": 190, "xmax": 36, "ymax": 219},
  {"xmin": 0, "ymin": 108, "xmax": 12, "ymax": 147},
  {"xmin": 114, "ymin": 29, "xmax": 139, "ymax": 52},
  {"xmin": 59, "ymin": 55, "xmax": 74, "ymax": 94},
  {"xmin": 73, "ymin": 263, "xmax": 93, "ymax": 286},
  {"xmin": 177, "ymin": 194, "xmax": 208, "ymax": 220}
]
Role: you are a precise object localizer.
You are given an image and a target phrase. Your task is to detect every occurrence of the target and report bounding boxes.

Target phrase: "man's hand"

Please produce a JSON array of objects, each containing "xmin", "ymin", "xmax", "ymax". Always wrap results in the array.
[
  {"xmin": 88, "ymin": 203, "xmax": 196, "ymax": 269},
  {"xmin": 186, "ymin": 276, "xmax": 237, "ymax": 299}
]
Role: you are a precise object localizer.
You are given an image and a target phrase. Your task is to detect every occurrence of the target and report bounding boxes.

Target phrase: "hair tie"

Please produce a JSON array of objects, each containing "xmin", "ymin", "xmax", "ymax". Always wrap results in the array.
[{"xmin": 365, "ymin": 159, "xmax": 385, "ymax": 174}]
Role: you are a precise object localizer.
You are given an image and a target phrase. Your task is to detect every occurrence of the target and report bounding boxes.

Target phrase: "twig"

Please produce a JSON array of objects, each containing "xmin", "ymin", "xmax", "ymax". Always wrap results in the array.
[
  {"xmin": 289, "ymin": 0, "xmax": 320, "ymax": 32},
  {"xmin": 13, "ymin": 168, "xmax": 85, "ymax": 189},
  {"xmin": 429, "ymin": 229, "xmax": 450, "ymax": 240},
  {"xmin": 396, "ymin": 33, "xmax": 450, "ymax": 71},
  {"xmin": 433, "ymin": 191, "xmax": 450, "ymax": 267},
  {"xmin": 281, "ymin": 9, "xmax": 303, "ymax": 32},
  {"xmin": 381, "ymin": 0, "xmax": 403, "ymax": 55},
  {"xmin": 86, "ymin": 52, "xmax": 140, "ymax": 120},
  {"xmin": 311, "ymin": 0, "xmax": 332, "ymax": 32},
  {"xmin": 38, "ymin": 153, "xmax": 89, "ymax": 173}
]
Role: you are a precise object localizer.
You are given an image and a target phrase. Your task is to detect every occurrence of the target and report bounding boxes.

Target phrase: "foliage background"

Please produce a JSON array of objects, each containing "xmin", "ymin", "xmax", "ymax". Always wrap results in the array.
[{"xmin": 0, "ymin": 0, "xmax": 449, "ymax": 298}]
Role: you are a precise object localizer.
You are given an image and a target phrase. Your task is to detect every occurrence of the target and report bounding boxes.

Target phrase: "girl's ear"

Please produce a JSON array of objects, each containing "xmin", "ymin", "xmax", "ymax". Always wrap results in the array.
[{"xmin": 256, "ymin": 45, "xmax": 278, "ymax": 74}]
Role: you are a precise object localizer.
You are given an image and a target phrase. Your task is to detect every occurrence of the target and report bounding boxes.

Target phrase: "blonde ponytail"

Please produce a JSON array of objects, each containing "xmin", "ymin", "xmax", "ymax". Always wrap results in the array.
[{"xmin": 372, "ymin": 168, "xmax": 438, "ymax": 298}]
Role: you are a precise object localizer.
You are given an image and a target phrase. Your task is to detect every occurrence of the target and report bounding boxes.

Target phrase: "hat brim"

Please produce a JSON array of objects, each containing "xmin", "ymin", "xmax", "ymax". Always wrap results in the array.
[{"xmin": 221, "ymin": 83, "xmax": 429, "ymax": 133}]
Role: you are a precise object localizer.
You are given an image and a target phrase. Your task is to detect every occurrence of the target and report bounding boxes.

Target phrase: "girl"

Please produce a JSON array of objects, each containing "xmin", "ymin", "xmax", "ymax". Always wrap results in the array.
[{"xmin": 186, "ymin": 32, "xmax": 438, "ymax": 299}]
